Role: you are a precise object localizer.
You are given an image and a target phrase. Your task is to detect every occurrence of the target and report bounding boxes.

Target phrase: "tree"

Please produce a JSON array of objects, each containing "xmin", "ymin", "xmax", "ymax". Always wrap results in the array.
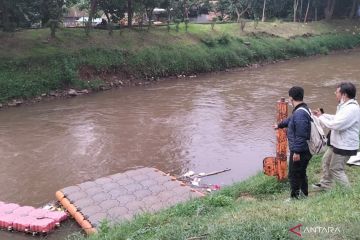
[
  {"xmin": 227, "ymin": 0, "xmax": 252, "ymax": 22},
  {"xmin": 41, "ymin": 0, "xmax": 64, "ymax": 37},
  {"xmin": 304, "ymin": 0, "xmax": 310, "ymax": 22},
  {"xmin": 216, "ymin": 0, "xmax": 230, "ymax": 20},
  {"xmin": 324, "ymin": 0, "xmax": 336, "ymax": 20},
  {"xmin": 349, "ymin": 0, "xmax": 359, "ymax": 18},
  {"xmin": 261, "ymin": 0, "xmax": 267, "ymax": 22},
  {"xmin": 127, "ymin": 0, "xmax": 132, "ymax": 27},
  {"xmin": 0, "ymin": 0, "xmax": 43, "ymax": 31},
  {"xmin": 293, "ymin": 0, "xmax": 299, "ymax": 22},
  {"xmin": 85, "ymin": 0, "xmax": 97, "ymax": 35},
  {"xmin": 140, "ymin": 0, "xmax": 160, "ymax": 29}
]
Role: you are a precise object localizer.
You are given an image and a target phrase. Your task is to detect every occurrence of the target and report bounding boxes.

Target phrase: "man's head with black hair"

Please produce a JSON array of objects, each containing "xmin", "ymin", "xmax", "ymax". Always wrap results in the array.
[
  {"xmin": 288, "ymin": 86, "xmax": 304, "ymax": 101},
  {"xmin": 337, "ymin": 82, "xmax": 356, "ymax": 99}
]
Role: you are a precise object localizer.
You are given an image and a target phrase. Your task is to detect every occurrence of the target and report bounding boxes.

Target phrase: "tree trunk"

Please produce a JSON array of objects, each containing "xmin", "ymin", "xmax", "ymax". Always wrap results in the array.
[
  {"xmin": 324, "ymin": 0, "xmax": 336, "ymax": 21},
  {"xmin": 105, "ymin": 12, "xmax": 113, "ymax": 35},
  {"xmin": 127, "ymin": 0, "xmax": 132, "ymax": 28},
  {"xmin": 299, "ymin": 0, "xmax": 303, "ymax": 22},
  {"xmin": 262, "ymin": 0, "xmax": 267, "ymax": 22},
  {"xmin": 304, "ymin": 0, "xmax": 310, "ymax": 23},
  {"xmin": 105, "ymin": 12, "xmax": 111, "ymax": 23},
  {"xmin": 147, "ymin": 8, "xmax": 154, "ymax": 29},
  {"xmin": 1, "ymin": 1, "xmax": 9, "ymax": 31},
  {"xmin": 184, "ymin": 0, "xmax": 189, "ymax": 19},
  {"xmin": 86, "ymin": 0, "xmax": 97, "ymax": 35},
  {"xmin": 235, "ymin": 8, "xmax": 240, "ymax": 22},
  {"xmin": 349, "ymin": 0, "xmax": 357, "ymax": 19},
  {"xmin": 315, "ymin": 7, "xmax": 318, "ymax": 21},
  {"xmin": 293, "ymin": 0, "xmax": 299, "ymax": 22}
]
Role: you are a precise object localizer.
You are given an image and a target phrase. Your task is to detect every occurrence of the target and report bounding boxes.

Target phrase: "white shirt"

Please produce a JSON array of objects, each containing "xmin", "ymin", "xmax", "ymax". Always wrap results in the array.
[{"xmin": 318, "ymin": 99, "xmax": 360, "ymax": 150}]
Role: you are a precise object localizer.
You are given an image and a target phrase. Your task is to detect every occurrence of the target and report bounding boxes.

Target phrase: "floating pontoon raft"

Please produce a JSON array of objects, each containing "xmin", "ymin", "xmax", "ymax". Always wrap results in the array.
[
  {"xmin": 56, "ymin": 167, "xmax": 204, "ymax": 234},
  {"xmin": 0, "ymin": 201, "xmax": 67, "ymax": 235}
]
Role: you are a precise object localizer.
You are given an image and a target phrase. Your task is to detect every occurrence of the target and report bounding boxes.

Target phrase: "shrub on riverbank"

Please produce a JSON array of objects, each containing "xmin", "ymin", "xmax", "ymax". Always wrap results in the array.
[
  {"xmin": 66, "ymin": 154, "xmax": 360, "ymax": 240},
  {"xmin": 1, "ymin": 31, "xmax": 360, "ymax": 103}
]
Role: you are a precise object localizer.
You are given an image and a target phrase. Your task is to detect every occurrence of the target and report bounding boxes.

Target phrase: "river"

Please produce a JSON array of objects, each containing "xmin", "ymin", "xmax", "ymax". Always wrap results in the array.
[{"xmin": 0, "ymin": 50, "xmax": 359, "ymax": 239}]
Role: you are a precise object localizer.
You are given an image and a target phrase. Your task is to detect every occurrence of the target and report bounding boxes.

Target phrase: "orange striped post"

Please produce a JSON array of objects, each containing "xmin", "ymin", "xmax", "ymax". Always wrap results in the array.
[
  {"xmin": 263, "ymin": 97, "xmax": 288, "ymax": 181},
  {"xmin": 275, "ymin": 97, "xmax": 288, "ymax": 181}
]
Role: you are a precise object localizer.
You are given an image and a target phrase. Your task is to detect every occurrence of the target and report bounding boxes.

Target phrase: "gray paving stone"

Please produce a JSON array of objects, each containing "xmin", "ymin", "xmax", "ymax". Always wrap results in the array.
[
  {"xmin": 102, "ymin": 182, "xmax": 120, "ymax": 192},
  {"xmin": 116, "ymin": 195, "xmax": 136, "ymax": 205},
  {"xmin": 66, "ymin": 191, "xmax": 88, "ymax": 203},
  {"xmin": 73, "ymin": 198, "xmax": 95, "ymax": 210},
  {"xmin": 126, "ymin": 201, "xmax": 144, "ymax": 211},
  {"xmin": 124, "ymin": 183, "xmax": 143, "ymax": 193},
  {"xmin": 87, "ymin": 212, "xmax": 108, "ymax": 227},
  {"xmin": 78, "ymin": 181, "xmax": 98, "ymax": 189},
  {"xmin": 163, "ymin": 180, "xmax": 182, "ymax": 190},
  {"xmin": 80, "ymin": 205, "xmax": 102, "ymax": 219},
  {"xmin": 131, "ymin": 174, "xmax": 149, "ymax": 182},
  {"xmin": 92, "ymin": 192, "xmax": 111, "ymax": 203},
  {"xmin": 100, "ymin": 200, "xmax": 119, "ymax": 210},
  {"xmin": 139, "ymin": 179, "xmax": 158, "ymax": 188},
  {"xmin": 84, "ymin": 186, "xmax": 103, "ymax": 196},
  {"xmin": 141, "ymin": 196, "xmax": 160, "ymax": 206},
  {"xmin": 124, "ymin": 170, "xmax": 139, "ymax": 177},
  {"xmin": 107, "ymin": 206, "xmax": 129, "ymax": 218},
  {"xmin": 94, "ymin": 177, "xmax": 113, "ymax": 185},
  {"xmin": 154, "ymin": 175, "xmax": 171, "ymax": 184},
  {"xmin": 108, "ymin": 189, "xmax": 127, "ymax": 199},
  {"xmin": 133, "ymin": 189, "xmax": 152, "ymax": 200},
  {"xmin": 62, "ymin": 186, "xmax": 81, "ymax": 196},
  {"xmin": 116, "ymin": 178, "xmax": 135, "ymax": 186},
  {"xmin": 59, "ymin": 167, "xmax": 203, "ymax": 232},
  {"xmin": 147, "ymin": 185, "xmax": 164, "ymax": 195}
]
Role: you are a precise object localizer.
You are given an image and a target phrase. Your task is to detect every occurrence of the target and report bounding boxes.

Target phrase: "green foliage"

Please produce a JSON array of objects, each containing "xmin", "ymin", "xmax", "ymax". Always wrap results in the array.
[
  {"xmin": 98, "ymin": 219, "xmax": 111, "ymax": 236},
  {"xmin": 1, "ymin": 31, "xmax": 359, "ymax": 103},
  {"xmin": 174, "ymin": 19, "xmax": 181, "ymax": 32},
  {"xmin": 200, "ymin": 35, "xmax": 216, "ymax": 47},
  {"xmin": 217, "ymin": 34, "xmax": 231, "ymax": 45},
  {"xmin": 205, "ymin": 195, "xmax": 233, "ymax": 207}
]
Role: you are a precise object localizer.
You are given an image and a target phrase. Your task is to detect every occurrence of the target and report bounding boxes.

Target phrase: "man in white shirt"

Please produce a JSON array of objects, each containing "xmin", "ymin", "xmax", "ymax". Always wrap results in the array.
[{"xmin": 313, "ymin": 82, "xmax": 360, "ymax": 189}]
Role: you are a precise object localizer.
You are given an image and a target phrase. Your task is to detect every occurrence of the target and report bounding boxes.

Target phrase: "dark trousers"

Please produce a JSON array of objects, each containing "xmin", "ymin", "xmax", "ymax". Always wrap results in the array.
[{"xmin": 288, "ymin": 151, "xmax": 312, "ymax": 198}]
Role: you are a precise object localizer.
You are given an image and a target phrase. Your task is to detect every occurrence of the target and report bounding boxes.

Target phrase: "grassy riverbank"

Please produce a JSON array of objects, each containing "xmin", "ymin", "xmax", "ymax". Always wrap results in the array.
[
  {"xmin": 67, "ymin": 154, "xmax": 360, "ymax": 240},
  {"xmin": 1, "ymin": 20, "xmax": 360, "ymax": 103}
]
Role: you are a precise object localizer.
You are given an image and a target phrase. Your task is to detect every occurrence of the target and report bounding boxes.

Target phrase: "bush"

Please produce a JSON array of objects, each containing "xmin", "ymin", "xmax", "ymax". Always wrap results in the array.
[
  {"xmin": 200, "ymin": 35, "xmax": 216, "ymax": 47},
  {"xmin": 217, "ymin": 34, "xmax": 231, "ymax": 45}
]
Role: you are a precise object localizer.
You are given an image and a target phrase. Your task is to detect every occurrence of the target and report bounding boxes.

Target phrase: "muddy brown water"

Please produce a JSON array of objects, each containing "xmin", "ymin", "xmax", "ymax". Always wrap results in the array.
[{"xmin": 0, "ymin": 50, "xmax": 359, "ymax": 239}]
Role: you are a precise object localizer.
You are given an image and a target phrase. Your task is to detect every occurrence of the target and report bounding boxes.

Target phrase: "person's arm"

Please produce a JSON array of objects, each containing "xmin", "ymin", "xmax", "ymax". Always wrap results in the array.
[
  {"xmin": 319, "ymin": 107, "xmax": 356, "ymax": 131},
  {"xmin": 277, "ymin": 117, "xmax": 290, "ymax": 129}
]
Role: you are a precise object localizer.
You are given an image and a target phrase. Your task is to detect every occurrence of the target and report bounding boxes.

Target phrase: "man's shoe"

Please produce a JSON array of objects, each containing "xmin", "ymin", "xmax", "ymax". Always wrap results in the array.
[
  {"xmin": 298, "ymin": 191, "xmax": 308, "ymax": 199},
  {"xmin": 312, "ymin": 183, "xmax": 326, "ymax": 190}
]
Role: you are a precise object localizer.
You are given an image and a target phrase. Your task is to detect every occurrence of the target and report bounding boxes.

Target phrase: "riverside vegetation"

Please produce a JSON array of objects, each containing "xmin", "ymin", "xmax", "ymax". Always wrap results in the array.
[
  {"xmin": 66, "ymin": 154, "xmax": 360, "ymax": 240},
  {"xmin": 1, "ymin": 20, "xmax": 360, "ymax": 104}
]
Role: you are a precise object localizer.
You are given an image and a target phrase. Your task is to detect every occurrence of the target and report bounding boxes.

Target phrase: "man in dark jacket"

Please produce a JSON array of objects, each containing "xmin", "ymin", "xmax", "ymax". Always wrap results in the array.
[{"xmin": 275, "ymin": 86, "xmax": 312, "ymax": 200}]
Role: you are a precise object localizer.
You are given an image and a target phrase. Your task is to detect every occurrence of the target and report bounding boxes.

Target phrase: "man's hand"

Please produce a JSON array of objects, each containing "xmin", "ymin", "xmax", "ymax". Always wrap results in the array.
[
  {"xmin": 273, "ymin": 123, "xmax": 278, "ymax": 130},
  {"xmin": 293, "ymin": 153, "xmax": 300, "ymax": 161},
  {"xmin": 312, "ymin": 108, "xmax": 322, "ymax": 117}
]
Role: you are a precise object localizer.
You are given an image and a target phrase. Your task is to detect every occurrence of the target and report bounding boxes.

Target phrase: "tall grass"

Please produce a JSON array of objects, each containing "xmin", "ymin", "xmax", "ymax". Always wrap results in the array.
[{"xmin": 1, "ymin": 33, "xmax": 360, "ymax": 102}]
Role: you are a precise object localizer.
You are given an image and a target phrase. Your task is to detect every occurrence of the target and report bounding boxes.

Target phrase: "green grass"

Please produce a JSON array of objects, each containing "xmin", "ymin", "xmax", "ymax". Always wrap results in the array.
[
  {"xmin": 1, "ymin": 20, "xmax": 360, "ymax": 103},
  {"xmin": 65, "ymin": 154, "xmax": 360, "ymax": 240}
]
